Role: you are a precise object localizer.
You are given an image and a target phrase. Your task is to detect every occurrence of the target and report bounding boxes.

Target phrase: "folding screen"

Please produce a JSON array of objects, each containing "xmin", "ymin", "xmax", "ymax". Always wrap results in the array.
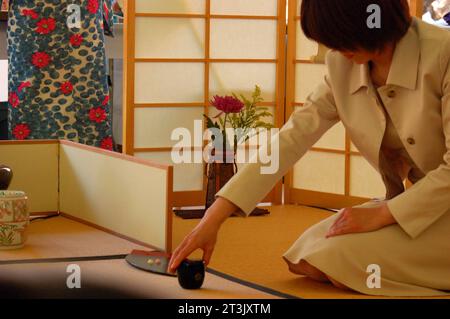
[
  {"xmin": 0, "ymin": 141, "xmax": 59, "ymax": 213},
  {"xmin": 123, "ymin": 0, "xmax": 286, "ymax": 207},
  {"xmin": 59, "ymin": 141, "xmax": 173, "ymax": 252},
  {"xmin": 0, "ymin": 140, "xmax": 174, "ymax": 252}
]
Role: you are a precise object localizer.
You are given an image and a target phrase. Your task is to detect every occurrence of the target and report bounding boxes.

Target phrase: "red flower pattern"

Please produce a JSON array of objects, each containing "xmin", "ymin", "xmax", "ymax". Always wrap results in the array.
[
  {"xmin": 31, "ymin": 52, "xmax": 51, "ymax": 68},
  {"xmin": 36, "ymin": 18, "xmax": 56, "ymax": 35},
  {"xmin": 12, "ymin": 124, "xmax": 31, "ymax": 140},
  {"xmin": 60, "ymin": 81, "xmax": 74, "ymax": 95},
  {"xmin": 87, "ymin": 0, "xmax": 99, "ymax": 14},
  {"xmin": 69, "ymin": 34, "xmax": 83, "ymax": 47},
  {"xmin": 89, "ymin": 107, "xmax": 107, "ymax": 123},
  {"xmin": 9, "ymin": 92, "xmax": 20, "ymax": 108},
  {"xmin": 18, "ymin": 81, "xmax": 31, "ymax": 93},
  {"xmin": 102, "ymin": 95, "xmax": 109, "ymax": 106},
  {"xmin": 100, "ymin": 137, "xmax": 113, "ymax": 150},
  {"xmin": 22, "ymin": 9, "xmax": 39, "ymax": 19}
]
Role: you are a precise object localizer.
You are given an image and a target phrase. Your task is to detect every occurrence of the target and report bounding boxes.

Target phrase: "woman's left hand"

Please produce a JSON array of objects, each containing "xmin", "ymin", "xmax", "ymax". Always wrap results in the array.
[{"xmin": 326, "ymin": 203, "xmax": 397, "ymax": 238}]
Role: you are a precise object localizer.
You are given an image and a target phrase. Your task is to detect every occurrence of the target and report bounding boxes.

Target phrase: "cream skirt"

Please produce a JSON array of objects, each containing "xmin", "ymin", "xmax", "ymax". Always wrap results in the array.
[{"xmin": 283, "ymin": 200, "xmax": 450, "ymax": 297}]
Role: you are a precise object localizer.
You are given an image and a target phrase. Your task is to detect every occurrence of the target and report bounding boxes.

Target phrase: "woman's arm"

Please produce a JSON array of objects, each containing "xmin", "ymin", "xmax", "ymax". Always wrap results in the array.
[
  {"xmin": 168, "ymin": 197, "xmax": 239, "ymax": 273},
  {"xmin": 216, "ymin": 65, "xmax": 341, "ymax": 215},
  {"xmin": 326, "ymin": 202, "xmax": 397, "ymax": 238},
  {"xmin": 168, "ymin": 52, "xmax": 342, "ymax": 271}
]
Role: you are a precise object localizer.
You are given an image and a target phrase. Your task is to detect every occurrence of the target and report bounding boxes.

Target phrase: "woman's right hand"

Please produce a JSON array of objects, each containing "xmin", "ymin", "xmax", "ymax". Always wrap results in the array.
[{"xmin": 168, "ymin": 197, "xmax": 239, "ymax": 273}]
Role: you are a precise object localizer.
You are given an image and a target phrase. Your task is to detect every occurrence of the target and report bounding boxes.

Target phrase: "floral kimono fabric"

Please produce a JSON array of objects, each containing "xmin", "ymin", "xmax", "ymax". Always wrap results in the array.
[{"xmin": 7, "ymin": 0, "xmax": 114, "ymax": 150}]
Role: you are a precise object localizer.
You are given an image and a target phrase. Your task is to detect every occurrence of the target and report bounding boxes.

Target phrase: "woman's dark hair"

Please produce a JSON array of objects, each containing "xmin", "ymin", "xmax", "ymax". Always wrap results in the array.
[{"xmin": 301, "ymin": 0, "xmax": 412, "ymax": 52}]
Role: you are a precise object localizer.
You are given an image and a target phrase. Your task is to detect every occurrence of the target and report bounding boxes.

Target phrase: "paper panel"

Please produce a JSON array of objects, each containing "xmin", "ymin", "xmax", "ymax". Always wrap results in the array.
[
  {"xmin": 293, "ymin": 151, "xmax": 345, "ymax": 194},
  {"xmin": 209, "ymin": 63, "xmax": 276, "ymax": 102},
  {"xmin": 135, "ymin": 18, "xmax": 205, "ymax": 59},
  {"xmin": 0, "ymin": 142, "xmax": 58, "ymax": 213},
  {"xmin": 135, "ymin": 0, "xmax": 205, "ymax": 14},
  {"xmin": 136, "ymin": 151, "xmax": 204, "ymax": 192},
  {"xmin": 350, "ymin": 156, "xmax": 385, "ymax": 199},
  {"xmin": 210, "ymin": 19, "xmax": 277, "ymax": 59},
  {"xmin": 134, "ymin": 107, "xmax": 204, "ymax": 148},
  {"xmin": 135, "ymin": 62, "xmax": 204, "ymax": 103},
  {"xmin": 59, "ymin": 143, "xmax": 170, "ymax": 251}
]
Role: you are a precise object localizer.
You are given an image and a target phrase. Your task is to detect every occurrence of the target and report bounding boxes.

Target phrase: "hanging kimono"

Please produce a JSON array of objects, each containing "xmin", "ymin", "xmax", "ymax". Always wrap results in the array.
[{"xmin": 7, "ymin": 0, "xmax": 114, "ymax": 150}]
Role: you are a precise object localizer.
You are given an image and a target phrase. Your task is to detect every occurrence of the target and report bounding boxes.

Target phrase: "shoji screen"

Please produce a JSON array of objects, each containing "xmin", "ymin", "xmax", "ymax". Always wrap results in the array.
[
  {"xmin": 124, "ymin": 0, "xmax": 285, "ymax": 207},
  {"xmin": 284, "ymin": 0, "xmax": 386, "ymax": 208}
]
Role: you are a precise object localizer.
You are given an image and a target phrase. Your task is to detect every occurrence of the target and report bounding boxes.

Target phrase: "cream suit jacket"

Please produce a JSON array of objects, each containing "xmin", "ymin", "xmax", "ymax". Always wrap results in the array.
[{"xmin": 217, "ymin": 18, "xmax": 450, "ymax": 239}]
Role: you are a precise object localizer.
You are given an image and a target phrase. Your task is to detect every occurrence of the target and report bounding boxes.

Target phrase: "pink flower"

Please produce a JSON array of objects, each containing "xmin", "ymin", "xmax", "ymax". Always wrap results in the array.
[{"xmin": 210, "ymin": 95, "xmax": 244, "ymax": 114}]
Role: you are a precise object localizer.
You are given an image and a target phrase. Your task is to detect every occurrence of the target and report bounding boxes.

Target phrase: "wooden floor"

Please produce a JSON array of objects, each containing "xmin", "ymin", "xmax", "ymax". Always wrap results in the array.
[
  {"xmin": 2, "ymin": 207, "xmax": 449, "ymax": 299},
  {"xmin": 0, "ymin": 217, "xmax": 279, "ymax": 299},
  {"xmin": 172, "ymin": 205, "xmax": 450, "ymax": 299}
]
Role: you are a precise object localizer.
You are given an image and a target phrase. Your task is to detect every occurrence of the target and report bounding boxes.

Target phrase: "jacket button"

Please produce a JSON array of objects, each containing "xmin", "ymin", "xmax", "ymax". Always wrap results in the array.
[
  {"xmin": 387, "ymin": 90, "xmax": 396, "ymax": 98},
  {"xmin": 407, "ymin": 137, "xmax": 416, "ymax": 145}
]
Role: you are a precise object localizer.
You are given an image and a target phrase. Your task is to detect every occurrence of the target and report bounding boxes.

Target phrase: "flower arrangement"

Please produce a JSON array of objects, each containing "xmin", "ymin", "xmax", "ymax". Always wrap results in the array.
[{"xmin": 204, "ymin": 85, "xmax": 274, "ymax": 162}]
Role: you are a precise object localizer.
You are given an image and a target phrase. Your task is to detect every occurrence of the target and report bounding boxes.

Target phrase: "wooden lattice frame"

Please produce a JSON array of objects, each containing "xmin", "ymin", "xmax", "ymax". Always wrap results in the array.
[{"xmin": 123, "ymin": 0, "xmax": 286, "ymax": 207}]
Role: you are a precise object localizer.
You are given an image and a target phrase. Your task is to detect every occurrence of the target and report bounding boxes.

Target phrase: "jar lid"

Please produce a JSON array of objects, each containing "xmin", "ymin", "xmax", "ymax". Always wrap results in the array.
[{"xmin": 0, "ymin": 190, "xmax": 27, "ymax": 199}]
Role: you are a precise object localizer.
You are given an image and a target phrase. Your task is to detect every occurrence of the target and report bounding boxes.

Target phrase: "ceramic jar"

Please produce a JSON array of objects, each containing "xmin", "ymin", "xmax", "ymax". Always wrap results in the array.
[{"xmin": 0, "ymin": 191, "xmax": 29, "ymax": 250}]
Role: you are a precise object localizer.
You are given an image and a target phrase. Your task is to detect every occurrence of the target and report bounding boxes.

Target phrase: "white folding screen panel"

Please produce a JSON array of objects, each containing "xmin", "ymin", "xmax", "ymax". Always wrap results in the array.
[
  {"xmin": 59, "ymin": 142, "xmax": 172, "ymax": 251},
  {"xmin": 0, "ymin": 60, "xmax": 7, "ymax": 102},
  {"xmin": 293, "ymin": 151, "xmax": 345, "ymax": 194},
  {"xmin": 135, "ymin": 18, "xmax": 205, "ymax": 59},
  {"xmin": 210, "ymin": 20, "xmax": 277, "ymax": 59},
  {"xmin": 137, "ymin": 152, "xmax": 204, "ymax": 192},
  {"xmin": 210, "ymin": 0, "xmax": 278, "ymax": 15},
  {"xmin": 350, "ymin": 156, "xmax": 386, "ymax": 198},
  {"xmin": 134, "ymin": 63, "xmax": 204, "ymax": 103},
  {"xmin": 134, "ymin": 107, "xmax": 204, "ymax": 148},
  {"xmin": 135, "ymin": 0, "xmax": 205, "ymax": 14},
  {"xmin": 209, "ymin": 63, "xmax": 277, "ymax": 101}
]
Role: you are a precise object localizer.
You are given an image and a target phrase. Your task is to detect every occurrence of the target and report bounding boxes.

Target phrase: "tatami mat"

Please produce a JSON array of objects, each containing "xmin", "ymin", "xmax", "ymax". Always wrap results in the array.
[
  {"xmin": 0, "ymin": 259, "xmax": 279, "ymax": 299},
  {"xmin": 0, "ymin": 216, "xmax": 148, "ymax": 261},
  {"xmin": 172, "ymin": 205, "xmax": 450, "ymax": 299}
]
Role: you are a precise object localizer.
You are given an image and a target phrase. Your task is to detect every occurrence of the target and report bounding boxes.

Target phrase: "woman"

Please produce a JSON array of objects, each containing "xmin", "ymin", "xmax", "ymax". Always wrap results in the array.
[{"xmin": 169, "ymin": 0, "xmax": 450, "ymax": 296}]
